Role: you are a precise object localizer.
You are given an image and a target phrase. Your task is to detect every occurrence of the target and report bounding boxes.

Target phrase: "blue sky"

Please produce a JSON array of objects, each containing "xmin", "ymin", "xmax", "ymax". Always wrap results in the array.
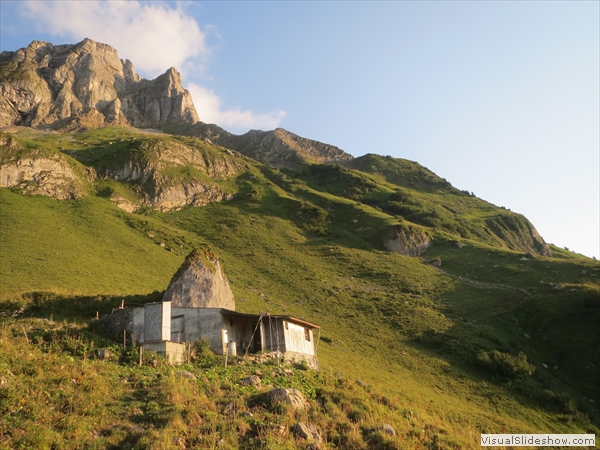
[{"xmin": 1, "ymin": 1, "xmax": 598, "ymax": 258}]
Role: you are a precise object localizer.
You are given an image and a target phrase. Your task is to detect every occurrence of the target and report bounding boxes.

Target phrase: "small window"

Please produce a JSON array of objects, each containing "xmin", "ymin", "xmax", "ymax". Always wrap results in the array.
[{"xmin": 305, "ymin": 328, "xmax": 311, "ymax": 342}]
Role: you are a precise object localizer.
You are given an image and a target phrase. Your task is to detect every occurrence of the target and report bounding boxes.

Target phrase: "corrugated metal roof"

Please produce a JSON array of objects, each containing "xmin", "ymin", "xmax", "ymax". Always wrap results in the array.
[{"xmin": 219, "ymin": 309, "xmax": 320, "ymax": 329}]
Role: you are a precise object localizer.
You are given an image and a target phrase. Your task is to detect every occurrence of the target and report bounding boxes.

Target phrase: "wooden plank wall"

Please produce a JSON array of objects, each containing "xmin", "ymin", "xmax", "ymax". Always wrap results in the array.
[{"xmin": 283, "ymin": 321, "xmax": 314, "ymax": 355}]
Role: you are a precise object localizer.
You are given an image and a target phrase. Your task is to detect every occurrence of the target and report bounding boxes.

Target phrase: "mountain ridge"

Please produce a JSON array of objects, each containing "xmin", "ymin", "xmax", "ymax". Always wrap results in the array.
[
  {"xmin": 0, "ymin": 38, "xmax": 553, "ymax": 257},
  {"xmin": 166, "ymin": 122, "xmax": 354, "ymax": 169},
  {"xmin": 1, "ymin": 38, "xmax": 358, "ymax": 169}
]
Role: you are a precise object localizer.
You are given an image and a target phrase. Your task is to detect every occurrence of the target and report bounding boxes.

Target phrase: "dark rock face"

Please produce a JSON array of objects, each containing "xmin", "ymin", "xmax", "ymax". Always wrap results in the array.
[
  {"xmin": 0, "ymin": 39, "xmax": 199, "ymax": 130},
  {"xmin": 163, "ymin": 250, "xmax": 235, "ymax": 310}
]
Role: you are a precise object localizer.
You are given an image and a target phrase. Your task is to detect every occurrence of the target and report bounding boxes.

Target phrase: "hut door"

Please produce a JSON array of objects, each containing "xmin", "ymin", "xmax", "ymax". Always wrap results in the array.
[
  {"xmin": 171, "ymin": 315, "xmax": 184, "ymax": 342},
  {"xmin": 221, "ymin": 329, "xmax": 229, "ymax": 355}
]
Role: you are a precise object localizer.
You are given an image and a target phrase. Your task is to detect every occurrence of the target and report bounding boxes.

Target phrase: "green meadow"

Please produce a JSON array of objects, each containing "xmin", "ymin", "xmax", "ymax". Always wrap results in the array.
[{"xmin": 1, "ymin": 127, "xmax": 598, "ymax": 449}]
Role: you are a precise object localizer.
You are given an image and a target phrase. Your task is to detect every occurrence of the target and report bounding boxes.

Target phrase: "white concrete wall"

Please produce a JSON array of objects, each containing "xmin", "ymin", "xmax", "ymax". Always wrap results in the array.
[
  {"xmin": 144, "ymin": 302, "xmax": 171, "ymax": 342},
  {"xmin": 143, "ymin": 341, "xmax": 186, "ymax": 364},
  {"xmin": 161, "ymin": 302, "xmax": 171, "ymax": 341},
  {"xmin": 133, "ymin": 306, "xmax": 317, "ymax": 360},
  {"xmin": 172, "ymin": 307, "xmax": 225, "ymax": 354}
]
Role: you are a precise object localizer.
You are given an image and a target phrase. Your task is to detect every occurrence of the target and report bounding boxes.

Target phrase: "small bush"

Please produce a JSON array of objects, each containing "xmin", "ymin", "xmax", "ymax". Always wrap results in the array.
[
  {"xmin": 292, "ymin": 200, "xmax": 329, "ymax": 234},
  {"xmin": 544, "ymin": 390, "xmax": 578, "ymax": 414},
  {"xmin": 364, "ymin": 430, "xmax": 399, "ymax": 450},
  {"xmin": 193, "ymin": 338, "xmax": 212, "ymax": 356},
  {"xmin": 478, "ymin": 350, "xmax": 535, "ymax": 379}
]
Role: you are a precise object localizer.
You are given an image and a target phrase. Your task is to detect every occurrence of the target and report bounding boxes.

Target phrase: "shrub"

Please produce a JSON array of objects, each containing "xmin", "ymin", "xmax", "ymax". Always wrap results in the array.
[
  {"xmin": 582, "ymin": 287, "xmax": 600, "ymax": 309},
  {"xmin": 293, "ymin": 361, "xmax": 309, "ymax": 371},
  {"xmin": 193, "ymin": 338, "xmax": 212, "ymax": 356},
  {"xmin": 478, "ymin": 350, "xmax": 535, "ymax": 379},
  {"xmin": 347, "ymin": 406, "xmax": 368, "ymax": 423},
  {"xmin": 292, "ymin": 200, "xmax": 329, "ymax": 234},
  {"xmin": 364, "ymin": 429, "xmax": 399, "ymax": 450},
  {"xmin": 544, "ymin": 390, "xmax": 578, "ymax": 414}
]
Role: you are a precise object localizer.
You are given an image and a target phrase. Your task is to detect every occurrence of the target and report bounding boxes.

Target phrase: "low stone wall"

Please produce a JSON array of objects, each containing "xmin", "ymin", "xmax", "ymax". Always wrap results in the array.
[
  {"xmin": 98, "ymin": 308, "xmax": 133, "ymax": 334},
  {"xmin": 283, "ymin": 352, "xmax": 320, "ymax": 371},
  {"xmin": 244, "ymin": 351, "xmax": 320, "ymax": 371}
]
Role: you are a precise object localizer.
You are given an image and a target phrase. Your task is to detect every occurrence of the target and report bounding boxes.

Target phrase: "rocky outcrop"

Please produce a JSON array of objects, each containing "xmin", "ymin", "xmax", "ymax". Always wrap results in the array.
[
  {"xmin": 163, "ymin": 249, "xmax": 236, "ymax": 309},
  {"xmin": 292, "ymin": 423, "xmax": 322, "ymax": 442},
  {"xmin": 109, "ymin": 193, "xmax": 138, "ymax": 213},
  {"xmin": 383, "ymin": 226, "xmax": 432, "ymax": 256},
  {"xmin": 171, "ymin": 122, "xmax": 354, "ymax": 169},
  {"xmin": 267, "ymin": 387, "xmax": 307, "ymax": 409},
  {"xmin": 0, "ymin": 39, "xmax": 198, "ymax": 130},
  {"xmin": 1, "ymin": 38, "xmax": 352, "ymax": 170},
  {"xmin": 92, "ymin": 137, "xmax": 241, "ymax": 211},
  {"xmin": 0, "ymin": 135, "xmax": 84, "ymax": 199},
  {"xmin": 146, "ymin": 180, "xmax": 233, "ymax": 212},
  {"xmin": 527, "ymin": 227, "xmax": 552, "ymax": 257}
]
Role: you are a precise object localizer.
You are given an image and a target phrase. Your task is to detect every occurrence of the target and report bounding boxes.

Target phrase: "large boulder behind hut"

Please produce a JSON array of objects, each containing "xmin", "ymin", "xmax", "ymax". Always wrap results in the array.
[{"xmin": 163, "ymin": 249, "xmax": 235, "ymax": 309}]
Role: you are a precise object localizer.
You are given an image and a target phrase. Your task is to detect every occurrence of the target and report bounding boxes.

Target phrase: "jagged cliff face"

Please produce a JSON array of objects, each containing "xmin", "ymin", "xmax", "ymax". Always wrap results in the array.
[
  {"xmin": 101, "ymin": 140, "xmax": 240, "ymax": 212},
  {"xmin": 0, "ymin": 39, "xmax": 198, "ymax": 130},
  {"xmin": 1, "ymin": 38, "xmax": 353, "ymax": 169},
  {"xmin": 0, "ymin": 134, "xmax": 85, "ymax": 199}
]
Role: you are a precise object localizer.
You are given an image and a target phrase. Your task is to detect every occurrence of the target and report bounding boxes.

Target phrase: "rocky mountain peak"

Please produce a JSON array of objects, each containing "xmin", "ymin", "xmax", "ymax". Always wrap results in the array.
[
  {"xmin": 121, "ymin": 59, "xmax": 140, "ymax": 83},
  {"xmin": 1, "ymin": 38, "xmax": 355, "ymax": 169},
  {"xmin": 0, "ymin": 38, "xmax": 199, "ymax": 130}
]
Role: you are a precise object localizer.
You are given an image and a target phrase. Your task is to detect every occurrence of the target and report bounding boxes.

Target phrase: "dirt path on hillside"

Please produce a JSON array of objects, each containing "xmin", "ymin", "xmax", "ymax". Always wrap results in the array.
[{"xmin": 434, "ymin": 267, "xmax": 533, "ymax": 297}]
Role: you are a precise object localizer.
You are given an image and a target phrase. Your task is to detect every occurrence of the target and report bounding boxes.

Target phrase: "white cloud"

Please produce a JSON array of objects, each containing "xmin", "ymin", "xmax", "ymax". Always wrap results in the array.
[
  {"xmin": 17, "ymin": 0, "xmax": 209, "ymax": 78},
  {"xmin": 188, "ymin": 83, "xmax": 286, "ymax": 131}
]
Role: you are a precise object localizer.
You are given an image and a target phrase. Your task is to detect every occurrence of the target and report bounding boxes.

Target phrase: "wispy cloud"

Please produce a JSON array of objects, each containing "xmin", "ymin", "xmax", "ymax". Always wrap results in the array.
[
  {"xmin": 17, "ymin": 0, "xmax": 209, "ymax": 78},
  {"xmin": 188, "ymin": 83, "xmax": 286, "ymax": 131}
]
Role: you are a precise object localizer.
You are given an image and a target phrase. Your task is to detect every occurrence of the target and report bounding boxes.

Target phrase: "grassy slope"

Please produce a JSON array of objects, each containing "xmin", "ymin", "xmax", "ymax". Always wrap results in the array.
[
  {"xmin": 0, "ymin": 190, "xmax": 184, "ymax": 297},
  {"xmin": 1, "ymin": 127, "xmax": 599, "ymax": 449}
]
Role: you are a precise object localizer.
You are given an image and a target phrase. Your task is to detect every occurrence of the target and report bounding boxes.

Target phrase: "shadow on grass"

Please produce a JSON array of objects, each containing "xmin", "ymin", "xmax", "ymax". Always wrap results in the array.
[
  {"xmin": 103, "ymin": 425, "xmax": 143, "ymax": 450},
  {"xmin": 0, "ymin": 290, "xmax": 164, "ymax": 322},
  {"xmin": 403, "ymin": 317, "xmax": 600, "ymax": 428}
]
